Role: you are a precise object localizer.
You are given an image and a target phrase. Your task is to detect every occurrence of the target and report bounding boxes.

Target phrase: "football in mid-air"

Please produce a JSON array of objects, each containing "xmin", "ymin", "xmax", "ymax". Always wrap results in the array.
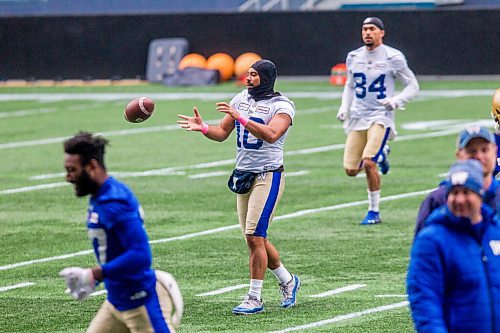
[{"xmin": 124, "ymin": 97, "xmax": 155, "ymax": 123}]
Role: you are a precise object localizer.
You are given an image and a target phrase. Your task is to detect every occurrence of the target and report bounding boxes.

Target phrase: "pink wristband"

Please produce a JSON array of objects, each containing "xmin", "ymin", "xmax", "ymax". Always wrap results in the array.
[
  {"xmin": 201, "ymin": 122, "xmax": 209, "ymax": 135},
  {"xmin": 238, "ymin": 115, "xmax": 249, "ymax": 127}
]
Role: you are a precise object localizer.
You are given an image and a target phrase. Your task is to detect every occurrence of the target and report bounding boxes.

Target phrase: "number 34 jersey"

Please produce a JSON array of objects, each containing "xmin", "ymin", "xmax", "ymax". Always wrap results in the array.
[
  {"xmin": 230, "ymin": 90, "xmax": 295, "ymax": 173},
  {"xmin": 344, "ymin": 44, "xmax": 418, "ymax": 138}
]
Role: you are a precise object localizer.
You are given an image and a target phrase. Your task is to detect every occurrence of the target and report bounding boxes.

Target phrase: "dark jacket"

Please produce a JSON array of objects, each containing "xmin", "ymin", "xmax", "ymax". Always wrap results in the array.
[{"xmin": 407, "ymin": 204, "xmax": 500, "ymax": 333}]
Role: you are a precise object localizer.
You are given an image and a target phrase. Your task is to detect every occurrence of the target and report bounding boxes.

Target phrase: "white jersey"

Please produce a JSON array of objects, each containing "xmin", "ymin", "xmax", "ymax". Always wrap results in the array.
[
  {"xmin": 340, "ymin": 44, "xmax": 419, "ymax": 139},
  {"xmin": 230, "ymin": 90, "xmax": 295, "ymax": 173}
]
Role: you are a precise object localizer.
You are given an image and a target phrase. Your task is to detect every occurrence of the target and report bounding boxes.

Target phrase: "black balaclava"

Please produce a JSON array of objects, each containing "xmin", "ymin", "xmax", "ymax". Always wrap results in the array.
[{"xmin": 248, "ymin": 59, "xmax": 280, "ymax": 101}]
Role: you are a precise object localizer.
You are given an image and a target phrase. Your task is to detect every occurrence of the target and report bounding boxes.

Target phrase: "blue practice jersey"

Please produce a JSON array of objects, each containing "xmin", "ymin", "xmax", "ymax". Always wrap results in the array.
[{"xmin": 87, "ymin": 177, "xmax": 156, "ymax": 311}]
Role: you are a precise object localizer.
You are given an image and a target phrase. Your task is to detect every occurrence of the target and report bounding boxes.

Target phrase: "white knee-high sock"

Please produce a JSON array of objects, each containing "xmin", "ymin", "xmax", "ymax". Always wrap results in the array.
[
  {"xmin": 271, "ymin": 263, "xmax": 293, "ymax": 284},
  {"xmin": 248, "ymin": 279, "xmax": 263, "ymax": 299},
  {"xmin": 368, "ymin": 190, "xmax": 380, "ymax": 212}
]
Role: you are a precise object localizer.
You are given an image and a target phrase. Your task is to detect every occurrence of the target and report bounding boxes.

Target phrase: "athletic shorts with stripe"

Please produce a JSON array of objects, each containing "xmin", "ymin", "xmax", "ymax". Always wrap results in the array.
[
  {"xmin": 343, "ymin": 123, "xmax": 390, "ymax": 170},
  {"xmin": 237, "ymin": 170, "xmax": 285, "ymax": 238}
]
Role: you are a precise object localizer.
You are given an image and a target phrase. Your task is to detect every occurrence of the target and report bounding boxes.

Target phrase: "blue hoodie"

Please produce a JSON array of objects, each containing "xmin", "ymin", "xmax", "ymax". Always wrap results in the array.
[{"xmin": 407, "ymin": 204, "xmax": 500, "ymax": 333}]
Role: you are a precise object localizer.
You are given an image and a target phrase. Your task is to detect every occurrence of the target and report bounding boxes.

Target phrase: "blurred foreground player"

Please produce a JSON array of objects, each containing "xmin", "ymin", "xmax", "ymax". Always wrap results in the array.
[
  {"xmin": 337, "ymin": 17, "xmax": 419, "ymax": 224},
  {"xmin": 60, "ymin": 131, "xmax": 182, "ymax": 333},
  {"xmin": 490, "ymin": 88, "xmax": 500, "ymax": 177},
  {"xmin": 178, "ymin": 60, "xmax": 300, "ymax": 315}
]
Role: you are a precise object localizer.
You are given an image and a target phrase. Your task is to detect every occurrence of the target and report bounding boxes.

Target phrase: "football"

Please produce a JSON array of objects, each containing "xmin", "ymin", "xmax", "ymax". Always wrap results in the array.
[{"xmin": 124, "ymin": 97, "xmax": 155, "ymax": 123}]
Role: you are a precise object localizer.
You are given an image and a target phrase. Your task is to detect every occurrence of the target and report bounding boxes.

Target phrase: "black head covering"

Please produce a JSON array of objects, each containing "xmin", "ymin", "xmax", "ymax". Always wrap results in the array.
[
  {"xmin": 362, "ymin": 17, "xmax": 384, "ymax": 30},
  {"xmin": 248, "ymin": 59, "xmax": 280, "ymax": 101}
]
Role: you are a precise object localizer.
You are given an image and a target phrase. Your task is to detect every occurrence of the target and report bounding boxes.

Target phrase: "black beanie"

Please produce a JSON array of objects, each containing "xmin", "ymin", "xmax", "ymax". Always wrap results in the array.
[{"xmin": 248, "ymin": 59, "xmax": 278, "ymax": 101}]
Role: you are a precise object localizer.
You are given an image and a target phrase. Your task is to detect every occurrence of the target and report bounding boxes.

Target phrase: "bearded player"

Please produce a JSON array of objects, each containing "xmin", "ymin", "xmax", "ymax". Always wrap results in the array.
[
  {"xmin": 178, "ymin": 59, "xmax": 300, "ymax": 315},
  {"xmin": 59, "ymin": 131, "xmax": 183, "ymax": 333},
  {"xmin": 337, "ymin": 17, "xmax": 420, "ymax": 225}
]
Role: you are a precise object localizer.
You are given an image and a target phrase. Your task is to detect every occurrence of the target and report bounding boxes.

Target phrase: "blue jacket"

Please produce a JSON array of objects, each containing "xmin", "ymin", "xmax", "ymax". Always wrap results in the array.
[
  {"xmin": 407, "ymin": 204, "xmax": 500, "ymax": 333},
  {"xmin": 414, "ymin": 178, "xmax": 500, "ymax": 237}
]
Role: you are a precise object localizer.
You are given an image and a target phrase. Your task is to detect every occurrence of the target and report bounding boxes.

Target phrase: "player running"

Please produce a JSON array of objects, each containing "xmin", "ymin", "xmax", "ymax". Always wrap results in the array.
[{"xmin": 337, "ymin": 17, "xmax": 420, "ymax": 225}]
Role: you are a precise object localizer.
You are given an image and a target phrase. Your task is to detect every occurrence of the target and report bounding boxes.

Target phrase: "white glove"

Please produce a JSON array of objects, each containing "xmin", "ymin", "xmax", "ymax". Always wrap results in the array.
[
  {"xmin": 336, "ymin": 109, "xmax": 348, "ymax": 122},
  {"xmin": 378, "ymin": 98, "xmax": 404, "ymax": 111},
  {"xmin": 59, "ymin": 267, "xmax": 95, "ymax": 301}
]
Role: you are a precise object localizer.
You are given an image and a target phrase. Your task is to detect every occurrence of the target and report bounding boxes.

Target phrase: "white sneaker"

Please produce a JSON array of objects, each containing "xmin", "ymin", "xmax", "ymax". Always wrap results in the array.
[
  {"xmin": 279, "ymin": 275, "xmax": 301, "ymax": 308},
  {"xmin": 232, "ymin": 294, "xmax": 264, "ymax": 315}
]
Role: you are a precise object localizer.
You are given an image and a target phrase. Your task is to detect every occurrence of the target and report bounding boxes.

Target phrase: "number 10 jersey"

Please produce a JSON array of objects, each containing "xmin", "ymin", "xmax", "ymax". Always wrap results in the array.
[{"xmin": 230, "ymin": 90, "xmax": 295, "ymax": 173}]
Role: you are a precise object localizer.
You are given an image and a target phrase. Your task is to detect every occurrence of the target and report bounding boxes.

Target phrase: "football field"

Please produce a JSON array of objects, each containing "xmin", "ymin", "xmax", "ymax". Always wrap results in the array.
[{"xmin": 0, "ymin": 79, "xmax": 498, "ymax": 332}]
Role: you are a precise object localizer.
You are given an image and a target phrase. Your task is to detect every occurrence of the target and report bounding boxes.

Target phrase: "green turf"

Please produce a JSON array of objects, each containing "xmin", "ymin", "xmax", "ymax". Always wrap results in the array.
[{"xmin": 0, "ymin": 79, "xmax": 499, "ymax": 332}]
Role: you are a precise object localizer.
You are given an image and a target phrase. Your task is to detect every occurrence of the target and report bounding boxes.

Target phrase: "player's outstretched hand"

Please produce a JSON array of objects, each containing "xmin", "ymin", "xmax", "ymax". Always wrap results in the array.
[
  {"xmin": 216, "ymin": 102, "xmax": 239, "ymax": 120},
  {"xmin": 59, "ymin": 267, "xmax": 95, "ymax": 301},
  {"xmin": 177, "ymin": 107, "xmax": 204, "ymax": 132},
  {"xmin": 378, "ymin": 98, "xmax": 404, "ymax": 111}
]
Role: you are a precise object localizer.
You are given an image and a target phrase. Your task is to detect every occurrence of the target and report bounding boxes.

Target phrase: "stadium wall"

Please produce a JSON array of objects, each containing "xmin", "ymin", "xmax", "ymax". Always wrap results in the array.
[{"xmin": 0, "ymin": 9, "xmax": 498, "ymax": 80}]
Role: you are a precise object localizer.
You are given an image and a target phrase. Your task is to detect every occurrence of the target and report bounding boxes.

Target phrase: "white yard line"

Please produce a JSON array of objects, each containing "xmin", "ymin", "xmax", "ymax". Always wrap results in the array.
[
  {"xmin": 375, "ymin": 294, "xmax": 408, "ymax": 298},
  {"xmin": 0, "ymin": 250, "xmax": 92, "ymax": 271},
  {"xmin": 0, "ymin": 108, "xmax": 56, "ymax": 118},
  {"xmin": 285, "ymin": 170, "xmax": 309, "ymax": 177},
  {"xmin": 268, "ymin": 301, "xmax": 409, "ymax": 333},
  {"xmin": 28, "ymin": 161, "xmax": 229, "ymax": 181},
  {"xmin": 30, "ymin": 170, "xmax": 185, "ymax": 181},
  {"xmin": 0, "ymin": 124, "xmax": 182, "ymax": 150},
  {"xmin": 149, "ymin": 225, "xmax": 241, "ymax": 245},
  {"xmin": 309, "ymin": 284, "xmax": 366, "ymax": 298},
  {"xmin": 197, "ymin": 280, "xmax": 363, "ymax": 300},
  {"xmin": 0, "ymin": 92, "xmax": 341, "ymax": 103},
  {"xmin": 0, "ymin": 282, "xmax": 35, "ymax": 292},
  {"xmin": 188, "ymin": 171, "xmax": 227, "ymax": 179},
  {"xmin": 298, "ymin": 106, "xmax": 336, "ymax": 115},
  {"xmin": 0, "ymin": 182, "xmax": 68, "ymax": 195},
  {"xmin": 0, "ymin": 89, "xmax": 491, "ymax": 103},
  {"xmin": 196, "ymin": 284, "xmax": 249, "ymax": 297},
  {"xmin": 0, "ymin": 102, "xmax": 108, "ymax": 119},
  {"xmin": 0, "ymin": 188, "xmax": 433, "ymax": 271}
]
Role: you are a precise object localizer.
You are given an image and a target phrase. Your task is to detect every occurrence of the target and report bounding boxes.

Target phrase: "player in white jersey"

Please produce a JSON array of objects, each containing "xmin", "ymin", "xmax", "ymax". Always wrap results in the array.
[
  {"xmin": 337, "ymin": 17, "xmax": 419, "ymax": 225},
  {"xmin": 178, "ymin": 59, "xmax": 300, "ymax": 315}
]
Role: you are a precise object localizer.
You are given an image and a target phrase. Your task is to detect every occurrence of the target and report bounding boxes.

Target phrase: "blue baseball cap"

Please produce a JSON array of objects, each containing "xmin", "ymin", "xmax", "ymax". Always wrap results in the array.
[
  {"xmin": 445, "ymin": 159, "xmax": 484, "ymax": 196},
  {"xmin": 456, "ymin": 126, "xmax": 494, "ymax": 149}
]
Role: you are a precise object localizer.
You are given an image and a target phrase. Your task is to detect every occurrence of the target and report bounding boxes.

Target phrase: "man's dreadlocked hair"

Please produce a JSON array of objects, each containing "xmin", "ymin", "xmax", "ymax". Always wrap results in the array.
[{"xmin": 64, "ymin": 131, "xmax": 109, "ymax": 169}]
